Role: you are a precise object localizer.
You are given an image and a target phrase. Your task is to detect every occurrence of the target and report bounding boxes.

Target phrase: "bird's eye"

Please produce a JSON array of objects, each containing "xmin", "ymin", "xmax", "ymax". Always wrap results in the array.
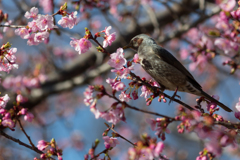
[
  {"xmin": 137, "ymin": 38, "xmax": 143, "ymax": 45},
  {"xmin": 133, "ymin": 38, "xmax": 138, "ymax": 42}
]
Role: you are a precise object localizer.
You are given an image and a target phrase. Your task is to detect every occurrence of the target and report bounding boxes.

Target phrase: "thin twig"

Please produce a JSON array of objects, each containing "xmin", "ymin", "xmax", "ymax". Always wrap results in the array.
[
  {"xmin": 90, "ymin": 148, "xmax": 108, "ymax": 160},
  {"xmin": 129, "ymin": 72, "xmax": 195, "ymax": 111},
  {"xmin": 104, "ymin": 91, "xmax": 175, "ymax": 120},
  {"xmin": 17, "ymin": 118, "xmax": 36, "ymax": 149},
  {"xmin": 106, "ymin": 124, "xmax": 136, "ymax": 146}
]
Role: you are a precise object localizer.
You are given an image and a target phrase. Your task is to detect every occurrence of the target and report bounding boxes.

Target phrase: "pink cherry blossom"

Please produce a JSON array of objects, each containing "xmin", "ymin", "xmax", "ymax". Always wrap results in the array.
[
  {"xmin": 111, "ymin": 65, "xmax": 134, "ymax": 79},
  {"xmin": 90, "ymin": 101, "xmax": 101, "ymax": 119},
  {"xmin": 101, "ymin": 108, "xmax": 124, "ymax": 124},
  {"xmin": 39, "ymin": 0, "xmax": 53, "ymax": 13},
  {"xmin": 70, "ymin": 38, "xmax": 92, "ymax": 54},
  {"xmin": 0, "ymin": 47, "xmax": 18, "ymax": 73},
  {"xmin": 103, "ymin": 26, "xmax": 116, "ymax": 48},
  {"xmin": 83, "ymin": 86, "xmax": 94, "ymax": 106},
  {"xmin": 16, "ymin": 94, "xmax": 24, "ymax": 103},
  {"xmin": 106, "ymin": 78, "xmax": 125, "ymax": 91},
  {"xmin": 27, "ymin": 33, "xmax": 40, "ymax": 46},
  {"xmin": 28, "ymin": 21, "xmax": 40, "ymax": 32},
  {"xmin": 102, "ymin": 136, "xmax": 119, "ymax": 149},
  {"xmin": 235, "ymin": 97, "xmax": 240, "ymax": 111},
  {"xmin": 24, "ymin": 112, "xmax": 34, "ymax": 122},
  {"xmin": 58, "ymin": 11, "xmax": 77, "ymax": 29},
  {"xmin": 231, "ymin": 9, "xmax": 240, "ymax": 20},
  {"xmin": 108, "ymin": 48, "xmax": 126, "ymax": 69},
  {"xmin": 78, "ymin": 38, "xmax": 92, "ymax": 54},
  {"xmin": 37, "ymin": 140, "xmax": 49, "ymax": 151},
  {"xmin": 15, "ymin": 28, "xmax": 30, "ymax": 39},
  {"xmin": 154, "ymin": 141, "xmax": 164, "ymax": 157},
  {"xmin": 36, "ymin": 15, "xmax": 54, "ymax": 30},
  {"xmin": 220, "ymin": 0, "xmax": 236, "ymax": 12},
  {"xmin": 133, "ymin": 53, "xmax": 140, "ymax": 63},
  {"xmin": 0, "ymin": 94, "xmax": 10, "ymax": 108},
  {"xmin": 180, "ymin": 49, "xmax": 189, "ymax": 60},
  {"xmin": 205, "ymin": 142, "xmax": 222, "ymax": 157},
  {"xmin": 25, "ymin": 7, "xmax": 39, "ymax": 19},
  {"xmin": 234, "ymin": 98, "xmax": 240, "ymax": 120},
  {"xmin": 206, "ymin": 95, "xmax": 219, "ymax": 111},
  {"xmin": 20, "ymin": 108, "xmax": 27, "ymax": 115},
  {"xmin": 140, "ymin": 85, "xmax": 151, "ymax": 99},
  {"xmin": 2, "ymin": 119, "xmax": 15, "ymax": 129},
  {"xmin": 119, "ymin": 91, "xmax": 131, "ymax": 102},
  {"xmin": 3, "ymin": 20, "xmax": 12, "ymax": 33},
  {"xmin": 146, "ymin": 118, "xmax": 156, "ymax": 131},
  {"xmin": 34, "ymin": 31, "xmax": 49, "ymax": 43}
]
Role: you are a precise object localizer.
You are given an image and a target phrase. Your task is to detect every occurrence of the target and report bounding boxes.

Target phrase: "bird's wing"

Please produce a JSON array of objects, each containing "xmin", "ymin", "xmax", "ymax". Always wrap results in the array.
[{"xmin": 153, "ymin": 46, "xmax": 202, "ymax": 89}]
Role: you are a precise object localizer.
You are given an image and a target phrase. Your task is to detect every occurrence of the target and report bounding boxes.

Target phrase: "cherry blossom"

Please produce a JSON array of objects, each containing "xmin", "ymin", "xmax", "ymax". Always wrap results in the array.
[
  {"xmin": 106, "ymin": 78, "xmax": 125, "ymax": 91},
  {"xmin": 3, "ymin": 20, "xmax": 12, "ymax": 33},
  {"xmin": 15, "ymin": 28, "xmax": 30, "ymax": 39},
  {"xmin": 0, "ymin": 46, "xmax": 18, "ymax": 73},
  {"xmin": 111, "ymin": 65, "xmax": 134, "ymax": 79},
  {"xmin": 34, "ymin": 31, "xmax": 49, "ymax": 43},
  {"xmin": 234, "ymin": 98, "xmax": 240, "ymax": 120},
  {"xmin": 119, "ymin": 91, "xmax": 131, "ymax": 102},
  {"xmin": 0, "ymin": 94, "xmax": 10, "ymax": 108},
  {"xmin": 133, "ymin": 53, "xmax": 140, "ymax": 63},
  {"xmin": 102, "ymin": 136, "xmax": 119, "ymax": 149},
  {"xmin": 220, "ymin": 0, "xmax": 236, "ymax": 12},
  {"xmin": 58, "ymin": 11, "xmax": 77, "ymax": 29},
  {"xmin": 39, "ymin": 0, "xmax": 53, "ymax": 13},
  {"xmin": 140, "ymin": 85, "xmax": 151, "ymax": 99},
  {"xmin": 28, "ymin": 21, "xmax": 40, "ymax": 32},
  {"xmin": 103, "ymin": 26, "xmax": 116, "ymax": 48},
  {"xmin": 37, "ymin": 140, "xmax": 49, "ymax": 151},
  {"xmin": 2, "ymin": 119, "xmax": 15, "ymax": 129},
  {"xmin": 25, "ymin": 7, "xmax": 39, "ymax": 19},
  {"xmin": 108, "ymin": 48, "xmax": 126, "ymax": 69},
  {"xmin": 83, "ymin": 86, "xmax": 94, "ymax": 106},
  {"xmin": 36, "ymin": 15, "xmax": 54, "ymax": 30},
  {"xmin": 70, "ymin": 38, "xmax": 92, "ymax": 54},
  {"xmin": 101, "ymin": 107, "xmax": 124, "ymax": 124},
  {"xmin": 24, "ymin": 112, "xmax": 34, "ymax": 122}
]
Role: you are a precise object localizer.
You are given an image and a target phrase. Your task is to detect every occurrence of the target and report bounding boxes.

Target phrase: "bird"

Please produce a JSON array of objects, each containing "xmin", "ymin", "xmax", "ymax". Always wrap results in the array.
[{"xmin": 123, "ymin": 34, "xmax": 232, "ymax": 112}]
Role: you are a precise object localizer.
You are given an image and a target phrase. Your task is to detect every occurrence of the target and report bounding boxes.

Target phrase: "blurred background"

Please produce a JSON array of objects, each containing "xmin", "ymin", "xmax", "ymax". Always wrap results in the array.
[{"xmin": 0, "ymin": 0, "xmax": 240, "ymax": 159}]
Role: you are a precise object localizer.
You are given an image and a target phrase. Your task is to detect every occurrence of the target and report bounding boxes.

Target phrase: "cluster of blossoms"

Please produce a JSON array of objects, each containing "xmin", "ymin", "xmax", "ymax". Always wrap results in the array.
[
  {"xmin": 175, "ymin": 107, "xmax": 237, "ymax": 158},
  {"xmin": 0, "ymin": 94, "xmax": 34, "ymax": 130},
  {"xmin": 36, "ymin": 138, "xmax": 63, "ymax": 160},
  {"xmin": 146, "ymin": 118, "xmax": 171, "ymax": 141},
  {"xmin": 85, "ymin": 135, "xmax": 119, "ymax": 160},
  {"xmin": 107, "ymin": 48, "xmax": 133, "ymax": 101},
  {"xmin": 2, "ymin": 74, "xmax": 47, "ymax": 92},
  {"xmin": 179, "ymin": 0, "xmax": 240, "ymax": 73},
  {"xmin": 15, "ymin": 4, "xmax": 77, "ymax": 46},
  {"xmin": 83, "ymin": 85, "xmax": 126, "ymax": 125},
  {"xmin": 128, "ymin": 135, "xmax": 165, "ymax": 160},
  {"xmin": 70, "ymin": 26, "xmax": 116, "ymax": 55},
  {"xmin": 0, "ymin": 42, "xmax": 18, "ymax": 73}
]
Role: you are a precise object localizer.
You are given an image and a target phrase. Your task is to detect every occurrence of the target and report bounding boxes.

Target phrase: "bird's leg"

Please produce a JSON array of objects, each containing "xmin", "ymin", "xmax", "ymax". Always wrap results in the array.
[{"xmin": 169, "ymin": 87, "xmax": 181, "ymax": 104}]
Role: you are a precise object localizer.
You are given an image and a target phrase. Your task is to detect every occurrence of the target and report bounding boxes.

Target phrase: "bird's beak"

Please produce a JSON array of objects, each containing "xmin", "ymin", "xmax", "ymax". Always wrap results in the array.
[{"xmin": 123, "ymin": 44, "xmax": 132, "ymax": 49}]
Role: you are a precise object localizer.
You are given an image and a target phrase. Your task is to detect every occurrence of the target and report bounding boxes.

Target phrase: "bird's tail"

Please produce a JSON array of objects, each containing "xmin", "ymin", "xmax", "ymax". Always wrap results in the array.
[{"xmin": 201, "ymin": 91, "xmax": 232, "ymax": 112}]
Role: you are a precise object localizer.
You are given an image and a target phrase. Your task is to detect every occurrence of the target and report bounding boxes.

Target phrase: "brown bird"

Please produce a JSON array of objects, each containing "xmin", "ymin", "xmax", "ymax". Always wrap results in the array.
[{"xmin": 123, "ymin": 34, "xmax": 232, "ymax": 112}]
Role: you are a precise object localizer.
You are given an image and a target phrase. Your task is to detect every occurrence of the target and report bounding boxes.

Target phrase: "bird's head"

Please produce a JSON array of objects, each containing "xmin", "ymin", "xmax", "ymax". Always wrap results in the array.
[{"xmin": 123, "ymin": 34, "xmax": 155, "ymax": 51}]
